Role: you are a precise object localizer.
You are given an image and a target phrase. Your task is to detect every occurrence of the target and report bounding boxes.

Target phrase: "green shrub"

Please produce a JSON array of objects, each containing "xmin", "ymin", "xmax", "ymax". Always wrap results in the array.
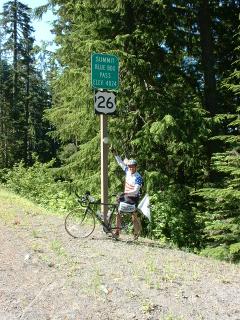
[
  {"xmin": 149, "ymin": 186, "xmax": 202, "ymax": 249},
  {"xmin": 3, "ymin": 159, "xmax": 76, "ymax": 213},
  {"xmin": 229, "ymin": 243, "xmax": 240, "ymax": 262},
  {"xmin": 200, "ymin": 245, "xmax": 230, "ymax": 261},
  {"xmin": 200, "ymin": 243, "xmax": 240, "ymax": 262}
]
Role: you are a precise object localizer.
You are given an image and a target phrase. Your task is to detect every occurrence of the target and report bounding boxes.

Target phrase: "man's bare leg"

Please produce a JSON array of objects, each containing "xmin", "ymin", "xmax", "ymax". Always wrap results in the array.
[
  {"xmin": 114, "ymin": 212, "xmax": 121, "ymax": 238},
  {"xmin": 132, "ymin": 211, "xmax": 141, "ymax": 240}
]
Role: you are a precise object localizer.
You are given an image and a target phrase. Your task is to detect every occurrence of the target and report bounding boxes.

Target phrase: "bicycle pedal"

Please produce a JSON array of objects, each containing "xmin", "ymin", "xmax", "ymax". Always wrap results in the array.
[{"xmin": 112, "ymin": 233, "xmax": 120, "ymax": 240}]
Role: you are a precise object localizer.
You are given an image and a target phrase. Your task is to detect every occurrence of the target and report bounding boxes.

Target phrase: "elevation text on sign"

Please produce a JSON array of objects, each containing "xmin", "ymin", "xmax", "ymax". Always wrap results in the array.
[{"xmin": 91, "ymin": 53, "xmax": 119, "ymax": 90}]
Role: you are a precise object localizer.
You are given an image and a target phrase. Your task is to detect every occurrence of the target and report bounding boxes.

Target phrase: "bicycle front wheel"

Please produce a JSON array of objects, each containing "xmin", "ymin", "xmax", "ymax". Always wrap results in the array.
[{"xmin": 65, "ymin": 207, "xmax": 95, "ymax": 238}]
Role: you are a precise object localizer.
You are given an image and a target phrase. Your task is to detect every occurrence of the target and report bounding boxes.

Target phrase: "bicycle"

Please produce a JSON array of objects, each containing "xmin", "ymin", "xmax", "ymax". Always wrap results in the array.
[{"xmin": 64, "ymin": 191, "xmax": 142, "ymax": 239}]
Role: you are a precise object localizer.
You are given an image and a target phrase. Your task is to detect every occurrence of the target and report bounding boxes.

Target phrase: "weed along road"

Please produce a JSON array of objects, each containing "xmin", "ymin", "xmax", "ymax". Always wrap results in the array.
[{"xmin": 0, "ymin": 188, "xmax": 240, "ymax": 320}]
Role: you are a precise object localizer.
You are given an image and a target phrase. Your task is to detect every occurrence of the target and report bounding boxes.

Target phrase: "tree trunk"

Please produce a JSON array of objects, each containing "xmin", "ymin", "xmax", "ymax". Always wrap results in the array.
[
  {"xmin": 24, "ymin": 54, "xmax": 30, "ymax": 165},
  {"xmin": 12, "ymin": 0, "xmax": 18, "ymax": 117},
  {"xmin": 198, "ymin": 0, "xmax": 217, "ymax": 116}
]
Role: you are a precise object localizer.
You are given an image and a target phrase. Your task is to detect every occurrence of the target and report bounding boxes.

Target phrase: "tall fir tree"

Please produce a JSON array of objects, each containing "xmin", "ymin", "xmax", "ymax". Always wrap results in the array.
[
  {"xmin": 0, "ymin": 0, "xmax": 55, "ymax": 166},
  {"xmin": 194, "ymin": 29, "xmax": 240, "ymax": 261}
]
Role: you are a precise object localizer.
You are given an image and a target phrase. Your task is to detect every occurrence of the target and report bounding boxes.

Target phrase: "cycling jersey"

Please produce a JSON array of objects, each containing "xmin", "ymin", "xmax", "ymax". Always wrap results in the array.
[{"xmin": 115, "ymin": 155, "xmax": 143, "ymax": 197}]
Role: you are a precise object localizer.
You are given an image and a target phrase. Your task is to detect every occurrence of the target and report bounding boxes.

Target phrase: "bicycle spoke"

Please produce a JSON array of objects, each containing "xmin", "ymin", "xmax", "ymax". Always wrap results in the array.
[{"xmin": 65, "ymin": 207, "xmax": 95, "ymax": 238}]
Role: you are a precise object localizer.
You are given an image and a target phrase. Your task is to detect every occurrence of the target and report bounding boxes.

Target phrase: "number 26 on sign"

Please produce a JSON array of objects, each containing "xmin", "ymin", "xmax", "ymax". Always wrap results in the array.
[{"xmin": 94, "ymin": 91, "xmax": 116, "ymax": 115}]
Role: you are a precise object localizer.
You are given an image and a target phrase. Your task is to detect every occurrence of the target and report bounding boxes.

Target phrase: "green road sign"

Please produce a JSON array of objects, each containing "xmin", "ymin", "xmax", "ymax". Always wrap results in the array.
[{"xmin": 91, "ymin": 53, "xmax": 119, "ymax": 90}]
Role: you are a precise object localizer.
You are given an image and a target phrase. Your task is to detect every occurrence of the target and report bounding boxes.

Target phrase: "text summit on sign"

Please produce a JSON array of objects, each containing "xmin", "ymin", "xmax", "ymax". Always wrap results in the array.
[{"xmin": 95, "ymin": 56, "xmax": 116, "ymax": 64}]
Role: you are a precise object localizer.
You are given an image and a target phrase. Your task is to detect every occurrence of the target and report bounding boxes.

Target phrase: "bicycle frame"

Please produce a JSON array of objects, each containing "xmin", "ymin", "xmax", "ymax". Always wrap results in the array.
[
  {"xmin": 65, "ymin": 191, "xmax": 139, "ymax": 239},
  {"xmin": 77, "ymin": 192, "xmax": 118, "ymax": 233}
]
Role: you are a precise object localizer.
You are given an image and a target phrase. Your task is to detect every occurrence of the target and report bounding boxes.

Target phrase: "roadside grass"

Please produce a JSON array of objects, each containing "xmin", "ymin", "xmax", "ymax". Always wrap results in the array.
[
  {"xmin": 50, "ymin": 239, "xmax": 68, "ymax": 257},
  {"xmin": 0, "ymin": 185, "xmax": 52, "ymax": 225},
  {"xmin": 31, "ymin": 242, "xmax": 44, "ymax": 253},
  {"xmin": 161, "ymin": 314, "xmax": 186, "ymax": 320}
]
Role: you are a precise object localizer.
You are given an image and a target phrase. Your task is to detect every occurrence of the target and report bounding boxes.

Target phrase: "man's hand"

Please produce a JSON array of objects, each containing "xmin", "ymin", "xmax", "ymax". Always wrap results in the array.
[{"xmin": 110, "ymin": 145, "xmax": 117, "ymax": 155}]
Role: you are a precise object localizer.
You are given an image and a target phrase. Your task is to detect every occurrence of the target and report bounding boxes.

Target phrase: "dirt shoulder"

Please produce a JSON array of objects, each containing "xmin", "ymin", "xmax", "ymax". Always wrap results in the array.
[{"xmin": 0, "ymin": 189, "xmax": 240, "ymax": 320}]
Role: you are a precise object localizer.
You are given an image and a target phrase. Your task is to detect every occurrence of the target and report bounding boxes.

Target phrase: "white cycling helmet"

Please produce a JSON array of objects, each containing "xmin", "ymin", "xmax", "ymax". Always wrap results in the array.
[{"xmin": 127, "ymin": 159, "xmax": 137, "ymax": 166}]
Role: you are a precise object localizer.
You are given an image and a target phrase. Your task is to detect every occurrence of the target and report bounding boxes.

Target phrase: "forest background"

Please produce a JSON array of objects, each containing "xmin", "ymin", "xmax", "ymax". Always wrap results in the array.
[{"xmin": 0, "ymin": 0, "xmax": 239, "ymax": 262}]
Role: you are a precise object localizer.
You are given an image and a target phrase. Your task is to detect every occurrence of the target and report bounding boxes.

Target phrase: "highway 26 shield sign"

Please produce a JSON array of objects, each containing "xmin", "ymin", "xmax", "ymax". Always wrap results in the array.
[{"xmin": 94, "ymin": 91, "xmax": 116, "ymax": 115}]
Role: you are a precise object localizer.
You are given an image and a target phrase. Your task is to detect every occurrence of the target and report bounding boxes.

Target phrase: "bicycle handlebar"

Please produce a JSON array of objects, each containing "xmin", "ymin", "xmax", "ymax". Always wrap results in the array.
[
  {"xmin": 75, "ymin": 190, "xmax": 118, "ymax": 207},
  {"xmin": 74, "ymin": 191, "xmax": 100, "ymax": 206}
]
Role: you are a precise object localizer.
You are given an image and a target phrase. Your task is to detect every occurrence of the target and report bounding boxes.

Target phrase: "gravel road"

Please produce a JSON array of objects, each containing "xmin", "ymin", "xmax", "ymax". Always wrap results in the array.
[{"xmin": 0, "ymin": 206, "xmax": 240, "ymax": 320}]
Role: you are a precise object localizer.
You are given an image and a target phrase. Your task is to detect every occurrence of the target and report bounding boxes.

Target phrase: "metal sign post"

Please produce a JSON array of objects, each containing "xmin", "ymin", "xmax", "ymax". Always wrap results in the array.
[
  {"xmin": 100, "ymin": 114, "xmax": 108, "ymax": 223},
  {"xmin": 91, "ymin": 52, "xmax": 119, "ymax": 222}
]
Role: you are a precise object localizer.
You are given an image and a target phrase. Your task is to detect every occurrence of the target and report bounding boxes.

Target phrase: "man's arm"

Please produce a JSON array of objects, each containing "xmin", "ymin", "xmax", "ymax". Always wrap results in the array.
[
  {"xmin": 114, "ymin": 156, "xmax": 127, "ymax": 171},
  {"xmin": 110, "ymin": 146, "xmax": 127, "ymax": 171}
]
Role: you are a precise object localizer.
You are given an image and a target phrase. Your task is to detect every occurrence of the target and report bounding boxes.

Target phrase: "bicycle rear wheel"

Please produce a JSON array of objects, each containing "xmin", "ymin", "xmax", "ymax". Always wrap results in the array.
[{"xmin": 65, "ymin": 207, "xmax": 95, "ymax": 238}]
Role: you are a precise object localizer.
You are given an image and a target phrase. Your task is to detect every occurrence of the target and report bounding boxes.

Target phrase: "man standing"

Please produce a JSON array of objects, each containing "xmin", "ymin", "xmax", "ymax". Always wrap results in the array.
[{"xmin": 111, "ymin": 147, "xmax": 143, "ymax": 239}]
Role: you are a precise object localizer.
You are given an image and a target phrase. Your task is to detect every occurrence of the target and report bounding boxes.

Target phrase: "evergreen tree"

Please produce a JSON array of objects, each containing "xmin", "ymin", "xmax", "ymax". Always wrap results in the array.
[
  {"xmin": 194, "ymin": 29, "xmax": 240, "ymax": 261},
  {"xmin": 0, "ymin": 1, "xmax": 55, "ymax": 166},
  {"xmin": 1, "ymin": 0, "xmax": 35, "ymax": 163},
  {"xmin": 0, "ymin": 59, "xmax": 13, "ymax": 167}
]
